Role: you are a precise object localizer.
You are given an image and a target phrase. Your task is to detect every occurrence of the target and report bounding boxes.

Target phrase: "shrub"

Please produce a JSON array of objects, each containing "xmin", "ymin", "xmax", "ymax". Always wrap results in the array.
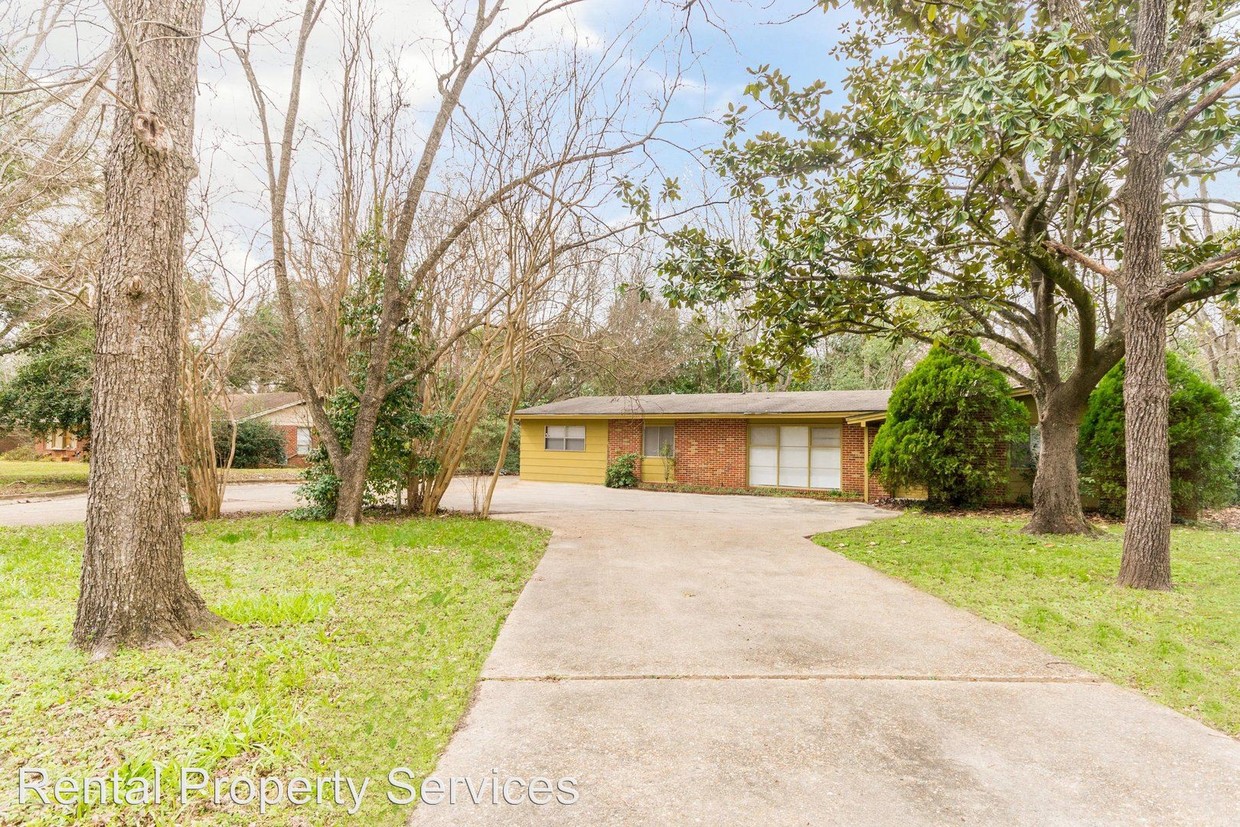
[
  {"xmin": 290, "ymin": 447, "xmax": 340, "ymax": 521},
  {"xmin": 605, "ymin": 452, "xmax": 640, "ymax": 488},
  {"xmin": 1080, "ymin": 355, "xmax": 1237, "ymax": 519},
  {"xmin": 869, "ymin": 340, "xmax": 1029, "ymax": 508},
  {"xmin": 213, "ymin": 419, "xmax": 287, "ymax": 468},
  {"xmin": 0, "ymin": 328, "xmax": 92, "ymax": 438},
  {"xmin": 292, "ymin": 385, "xmax": 446, "ymax": 519},
  {"xmin": 1, "ymin": 445, "xmax": 38, "ymax": 462}
]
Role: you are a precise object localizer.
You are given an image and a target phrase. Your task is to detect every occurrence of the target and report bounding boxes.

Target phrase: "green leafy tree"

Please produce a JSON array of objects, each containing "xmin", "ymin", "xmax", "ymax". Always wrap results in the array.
[
  {"xmin": 660, "ymin": 0, "xmax": 1240, "ymax": 587},
  {"xmin": 1081, "ymin": 355, "xmax": 1237, "ymax": 519},
  {"xmin": 212, "ymin": 419, "xmax": 286, "ymax": 469},
  {"xmin": 0, "ymin": 327, "xmax": 92, "ymax": 439},
  {"xmin": 869, "ymin": 341, "xmax": 1029, "ymax": 508}
]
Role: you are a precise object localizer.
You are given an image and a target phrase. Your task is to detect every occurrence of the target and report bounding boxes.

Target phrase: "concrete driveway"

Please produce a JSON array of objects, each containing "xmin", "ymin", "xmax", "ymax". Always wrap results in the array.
[
  {"xmin": 423, "ymin": 479, "xmax": 1240, "ymax": 825},
  {"xmin": 0, "ymin": 482, "xmax": 300, "ymax": 527}
]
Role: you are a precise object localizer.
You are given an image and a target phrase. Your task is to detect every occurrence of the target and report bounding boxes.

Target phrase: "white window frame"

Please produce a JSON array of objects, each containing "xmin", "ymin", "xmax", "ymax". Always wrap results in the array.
[
  {"xmin": 642, "ymin": 425, "xmax": 675, "ymax": 457},
  {"xmin": 296, "ymin": 427, "xmax": 312, "ymax": 455},
  {"xmin": 544, "ymin": 424, "xmax": 586, "ymax": 452}
]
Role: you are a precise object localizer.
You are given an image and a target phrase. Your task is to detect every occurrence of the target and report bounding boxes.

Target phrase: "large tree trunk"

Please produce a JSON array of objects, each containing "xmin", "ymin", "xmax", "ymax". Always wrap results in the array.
[
  {"xmin": 1024, "ymin": 391, "xmax": 1092, "ymax": 534},
  {"xmin": 1118, "ymin": 290, "xmax": 1173, "ymax": 589},
  {"xmin": 73, "ymin": 0, "xmax": 225, "ymax": 656},
  {"xmin": 1116, "ymin": 0, "xmax": 1173, "ymax": 590},
  {"xmin": 334, "ymin": 449, "xmax": 372, "ymax": 526}
]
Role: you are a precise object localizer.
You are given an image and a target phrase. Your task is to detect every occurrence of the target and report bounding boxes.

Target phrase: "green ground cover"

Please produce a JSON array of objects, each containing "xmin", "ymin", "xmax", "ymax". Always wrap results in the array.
[
  {"xmin": 817, "ymin": 513, "xmax": 1239, "ymax": 736},
  {"xmin": 0, "ymin": 515, "xmax": 548, "ymax": 824}
]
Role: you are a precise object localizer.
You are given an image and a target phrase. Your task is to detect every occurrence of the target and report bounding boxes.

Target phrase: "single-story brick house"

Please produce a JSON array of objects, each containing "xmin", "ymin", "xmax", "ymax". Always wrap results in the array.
[
  {"xmin": 33, "ymin": 429, "xmax": 87, "ymax": 461},
  {"xmin": 516, "ymin": 391, "xmax": 1033, "ymax": 503},
  {"xmin": 28, "ymin": 393, "xmax": 318, "ymax": 466},
  {"xmin": 218, "ymin": 392, "xmax": 318, "ymax": 467}
]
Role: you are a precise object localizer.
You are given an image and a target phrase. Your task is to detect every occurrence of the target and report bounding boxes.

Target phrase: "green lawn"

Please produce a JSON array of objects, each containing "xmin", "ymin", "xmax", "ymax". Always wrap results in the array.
[
  {"xmin": 0, "ymin": 461, "xmax": 301, "ymax": 497},
  {"xmin": 0, "ymin": 516, "xmax": 548, "ymax": 825},
  {"xmin": 0, "ymin": 461, "xmax": 90, "ymax": 496},
  {"xmin": 816, "ymin": 514, "xmax": 1239, "ymax": 736}
]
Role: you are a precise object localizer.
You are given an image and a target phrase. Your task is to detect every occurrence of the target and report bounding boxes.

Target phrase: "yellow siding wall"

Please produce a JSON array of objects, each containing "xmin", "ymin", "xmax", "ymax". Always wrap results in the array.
[
  {"xmin": 641, "ymin": 456, "xmax": 673, "ymax": 484},
  {"xmin": 519, "ymin": 419, "xmax": 608, "ymax": 484}
]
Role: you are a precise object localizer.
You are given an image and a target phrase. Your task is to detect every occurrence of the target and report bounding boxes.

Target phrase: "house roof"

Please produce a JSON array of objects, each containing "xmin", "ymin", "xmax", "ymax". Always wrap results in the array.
[
  {"xmin": 517, "ymin": 390, "xmax": 892, "ymax": 419},
  {"xmin": 218, "ymin": 392, "xmax": 305, "ymax": 422}
]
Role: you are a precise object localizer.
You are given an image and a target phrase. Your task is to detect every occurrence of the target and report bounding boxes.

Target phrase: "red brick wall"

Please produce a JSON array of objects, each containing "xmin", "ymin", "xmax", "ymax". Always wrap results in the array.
[
  {"xmin": 603, "ymin": 417, "xmax": 903, "ymax": 502},
  {"xmin": 841, "ymin": 423, "xmax": 868, "ymax": 499},
  {"xmin": 864, "ymin": 425, "xmax": 890, "ymax": 501},
  {"xmin": 672, "ymin": 419, "xmax": 747, "ymax": 488},
  {"xmin": 280, "ymin": 425, "xmax": 315, "ymax": 468},
  {"xmin": 32, "ymin": 434, "xmax": 89, "ymax": 461},
  {"xmin": 607, "ymin": 419, "xmax": 643, "ymax": 477}
]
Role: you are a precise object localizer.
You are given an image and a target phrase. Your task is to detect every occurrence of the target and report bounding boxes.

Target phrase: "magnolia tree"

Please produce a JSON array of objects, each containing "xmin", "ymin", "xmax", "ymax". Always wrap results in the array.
[{"xmin": 661, "ymin": 0, "xmax": 1240, "ymax": 588}]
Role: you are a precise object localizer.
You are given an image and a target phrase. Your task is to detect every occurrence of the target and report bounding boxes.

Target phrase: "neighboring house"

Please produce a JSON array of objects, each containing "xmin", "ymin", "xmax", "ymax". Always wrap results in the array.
[
  {"xmin": 218, "ymin": 392, "xmax": 318, "ymax": 467},
  {"xmin": 517, "ymin": 391, "xmax": 1035, "ymax": 504},
  {"xmin": 33, "ymin": 429, "xmax": 88, "ymax": 461}
]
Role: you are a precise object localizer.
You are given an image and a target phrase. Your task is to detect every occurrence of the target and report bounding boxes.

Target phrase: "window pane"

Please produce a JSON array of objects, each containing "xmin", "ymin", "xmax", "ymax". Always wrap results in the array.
[
  {"xmin": 780, "ymin": 426, "xmax": 809, "ymax": 447},
  {"xmin": 566, "ymin": 425, "xmax": 586, "ymax": 439},
  {"xmin": 810, "ymin": 468, "xmax": 841, "ymax": 489},
  {"xmin": 750, "ymin": 426, "xmax": 777, "ymax": 447},
  {"xmin": 565, "ymin": 438, "xmax": 585, "ymax": 451},
  {"xmin": 546, "ymin": 425, "xmax": 567, "ymax": 439},
  {"xmin": 811, "ymin": 427, "xmax": 841, "ymax": 448},
  {"xmin": 749, "ymin": 439, "xmax": 778, "ymax": 486},
  {"xmin": 644, "ymin": 425, "xmax": 675, "ymax": 456}
]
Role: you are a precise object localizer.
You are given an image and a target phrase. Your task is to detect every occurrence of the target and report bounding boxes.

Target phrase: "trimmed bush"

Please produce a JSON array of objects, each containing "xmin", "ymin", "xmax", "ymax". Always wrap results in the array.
[
  {"xmin": 213, "ymin": 419, "xmax": 287, "ymax": 468},
  {"xmin": 605, "ymin": 453, "xmax": 640, "ymax": 488},
  {"xmin": 1080, "ymin": 354, "xmax": 1237, "ymax": 519},
  {"xmin": 869, "ymin": 340, "xmax": 1028, "ymax": 507}
]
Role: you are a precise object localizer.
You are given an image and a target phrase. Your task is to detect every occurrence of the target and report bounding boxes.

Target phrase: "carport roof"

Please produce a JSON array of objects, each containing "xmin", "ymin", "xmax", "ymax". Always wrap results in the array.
[{"xmin": 516, "ymin": 390, "xmax": 892, "ymax": 418}]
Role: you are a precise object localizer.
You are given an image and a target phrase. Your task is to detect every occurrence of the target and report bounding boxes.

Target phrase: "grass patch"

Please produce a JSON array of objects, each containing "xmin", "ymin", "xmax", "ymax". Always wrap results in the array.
[
  {"xmin": 0, "ymin": 461, "xmax": 90, "ymax": 497},
  {"xmin": 0, "ymin": 462, "xmax": 301, "ymax": 498},
  {"xmin": 0, "ymin": 515, "xmax": 548, "ymax": 824},
  {"xmin": 815, "ymin": 514, "xmax": 1239, "ymax": 736}
]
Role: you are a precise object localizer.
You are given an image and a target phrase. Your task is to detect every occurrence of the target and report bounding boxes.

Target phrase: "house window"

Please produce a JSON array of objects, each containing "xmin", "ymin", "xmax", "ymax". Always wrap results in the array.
[
  {"xmin": 643, "ymin": 425, "xmax": 674, "ymax": 457},
  {"xmin": 1010, "ymin": 426, "xmax": 1038, "ymax": 469},
  {"xmin": 296, "ymin": 427, "xmax": 311, "ymax": 455},
  {"xmin": 544, "ymin": 424, "xmax": 586, "ymax": 451},
  {"xmin": 748, "ymin": 424, "xmax": 841, "ymax": 490}
]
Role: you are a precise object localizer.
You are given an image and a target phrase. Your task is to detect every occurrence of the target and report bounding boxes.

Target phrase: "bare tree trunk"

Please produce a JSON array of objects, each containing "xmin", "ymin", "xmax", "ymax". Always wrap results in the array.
[
  {"xmin": 1117, "ymin": 0, "xmax": 1173, "ymax": 590},
  {"xmin": 483, "ymin": 337, "xmax": 526, "ymax": 519},
  {"xmin": 1119, "ymin": 289, "xmax": 1173, "ymax": 589},
  {"xmin": 334, "ymin": 451, "xmax": 370, "ymax": 526},
  {"xmin": 73, "ymin": 0, "xmax": 225, "ymax": 656},
  {"xmin": 180, "ymin": 339, "xmax": 222, "ymax": 520}
]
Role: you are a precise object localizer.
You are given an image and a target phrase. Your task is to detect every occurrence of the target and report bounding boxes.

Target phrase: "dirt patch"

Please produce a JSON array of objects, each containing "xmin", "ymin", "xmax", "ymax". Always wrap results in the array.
[{"xmin": 1200, "ymin": 506, "xmax": 1240, "ymax": 532}]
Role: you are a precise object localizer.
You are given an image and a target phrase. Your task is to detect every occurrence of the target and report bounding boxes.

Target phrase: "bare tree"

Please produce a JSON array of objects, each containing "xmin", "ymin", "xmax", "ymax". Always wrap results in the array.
[
  {"xmin": 226, "ymin": 0, "xmax": 681, "ymax": 523},
  {"xmin": 0, "ymin": 0, "xmax": 107, "ymax": 353}
]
